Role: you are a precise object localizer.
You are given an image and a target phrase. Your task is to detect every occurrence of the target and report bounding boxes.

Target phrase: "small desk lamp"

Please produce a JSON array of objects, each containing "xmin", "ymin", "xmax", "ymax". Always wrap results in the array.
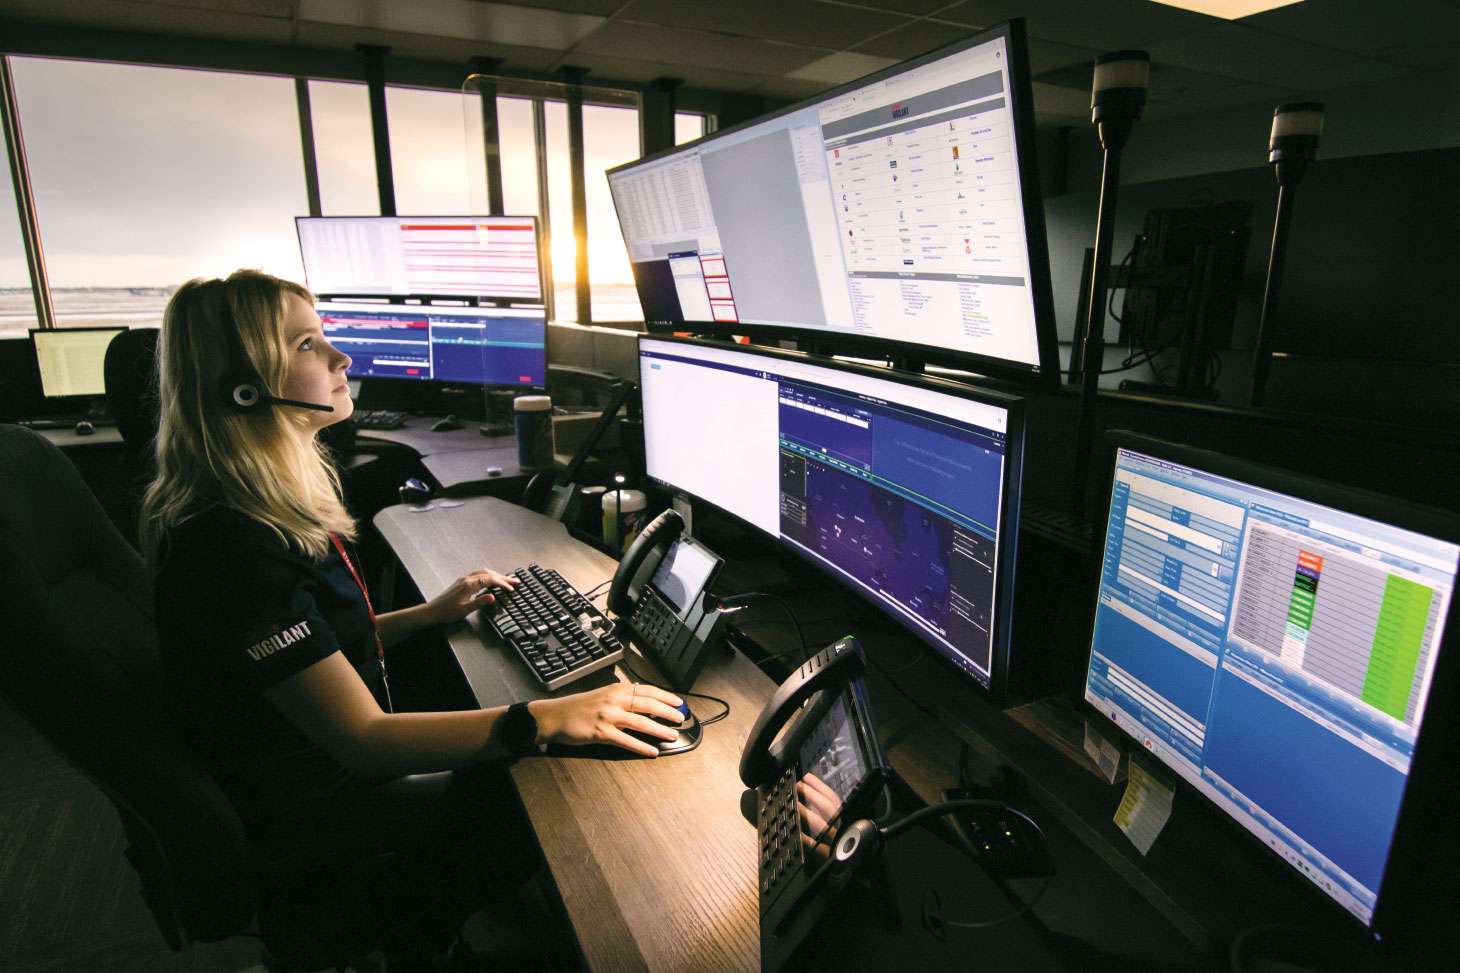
[
  {"xmin": 1250, "ymin": 102, "xmax": 1324, "ymax": 406},
  {"xmin": 1071, "ymin": 50, "xmax": 1150, "ymax": 517}
]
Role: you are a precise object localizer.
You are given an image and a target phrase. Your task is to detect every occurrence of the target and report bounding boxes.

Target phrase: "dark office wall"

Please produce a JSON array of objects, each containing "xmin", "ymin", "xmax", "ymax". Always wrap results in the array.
[{"xmin": 1039, "ymin": 146, "xmax": 1460, "ymax": 425}]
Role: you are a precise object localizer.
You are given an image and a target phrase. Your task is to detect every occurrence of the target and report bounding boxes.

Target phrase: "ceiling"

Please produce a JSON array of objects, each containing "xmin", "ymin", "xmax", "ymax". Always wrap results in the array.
[{"xmin": 0, "ymin": 0, "xmax": 1455, "ymax": 126}]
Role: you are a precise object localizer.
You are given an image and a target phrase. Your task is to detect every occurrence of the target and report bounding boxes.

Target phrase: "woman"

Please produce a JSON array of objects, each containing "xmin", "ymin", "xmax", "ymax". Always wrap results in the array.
[{"xmin": 142, "ymin": 269, "xmax": 679, "ymax": 958}]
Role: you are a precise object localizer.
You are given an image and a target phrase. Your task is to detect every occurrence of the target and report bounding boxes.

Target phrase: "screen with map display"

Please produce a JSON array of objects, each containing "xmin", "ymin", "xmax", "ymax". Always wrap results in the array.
[{"xmin": 639, "ymin": 335, "xmax": 1022, "ymax": 692}]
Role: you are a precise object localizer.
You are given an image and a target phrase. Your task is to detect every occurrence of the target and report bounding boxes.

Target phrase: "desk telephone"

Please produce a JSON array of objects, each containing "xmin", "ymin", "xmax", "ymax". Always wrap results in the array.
[{"xmin": 608, "ymin": 508, "xmax": 729, "ymax": 692}]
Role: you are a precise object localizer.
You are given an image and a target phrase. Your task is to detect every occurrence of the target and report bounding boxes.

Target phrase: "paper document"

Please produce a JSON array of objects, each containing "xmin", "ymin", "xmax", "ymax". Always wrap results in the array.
[{"xmin": 1114, "ymin": 761, "xmax": 1174, "ymax": 856}]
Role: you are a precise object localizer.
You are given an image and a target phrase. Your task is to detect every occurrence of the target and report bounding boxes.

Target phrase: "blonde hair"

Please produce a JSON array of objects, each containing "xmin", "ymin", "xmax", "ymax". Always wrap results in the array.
[{"xmin": 140, "ymin": 269, "xmax": 356, "ymax": 564}]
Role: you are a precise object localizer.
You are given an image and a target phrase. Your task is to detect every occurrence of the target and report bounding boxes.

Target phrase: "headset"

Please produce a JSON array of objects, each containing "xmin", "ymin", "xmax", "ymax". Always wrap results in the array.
[{"xmin": 198, "ymin": 279, "xmax": 334, "ymax": 415}]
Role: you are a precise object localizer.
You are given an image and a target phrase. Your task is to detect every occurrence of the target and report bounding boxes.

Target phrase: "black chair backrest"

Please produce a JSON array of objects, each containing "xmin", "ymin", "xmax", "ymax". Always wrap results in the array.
[
  {"xmin": 104, "ymin": 328, "xmax": 161, "ymax": 452},
  {"xmin": 0, "ymin": 424, "xmax": 253, "ymax": 944}
]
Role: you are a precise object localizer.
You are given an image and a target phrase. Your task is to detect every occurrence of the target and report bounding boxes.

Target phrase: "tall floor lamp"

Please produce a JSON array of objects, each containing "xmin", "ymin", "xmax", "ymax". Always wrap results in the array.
[
  {"xmin": 1070, "ymin": 51, "xmax": 1149, "ymax": 517},
  {"xmin": 1249, "ymin": 102, "xmax": 1324, "ymax": 407}
]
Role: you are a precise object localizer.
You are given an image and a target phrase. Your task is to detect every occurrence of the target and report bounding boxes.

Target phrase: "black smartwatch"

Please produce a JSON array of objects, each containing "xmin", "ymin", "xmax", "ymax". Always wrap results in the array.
[{"xmin": 500, "ymin": 701, "xmax": 540, "ymax": 758}]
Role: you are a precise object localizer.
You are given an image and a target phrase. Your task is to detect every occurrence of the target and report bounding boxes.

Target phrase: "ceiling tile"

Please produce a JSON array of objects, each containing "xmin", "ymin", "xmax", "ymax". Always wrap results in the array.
[
  {"xmin": 486, "ymin": 0, "xmax": 629, "ymax": 15},
  {"xmin": 550, "ymin": 51, "xmax": 775, "ymax": 93},
  {"xmin": 1243, "ymin": 0, "xmax": 1460, "ymax": 58},
  {"xmin": 300, "ymin": 0, "xmax": 605, "ymax": 49},
  {"xmin": 1026, "ymin": 38, "xmax": 1100, "ymax": 74},
  {"xmin": 1, "ymin": 0, "xmax": 297, "ymax": 44},
  {"xmin": 293, "ymin": 20, "xmax": 567, "ymax": 69},
  {"xmin": 1384, "ymin": 42, "xmax": 1460, "ymax": 71},
  {"xmin": 1168, "ymin": 80, "xmax": 1298, "ymax": 110},
  {"xmin": 1136, "ymin": 100, "xmax": 1197, "ymax": 121},
  {"xmin": 787, "ymin": 50, "xmax": 901, "ymax": 83},
  {"xmin": 851, "ymin": 19, "xmax": 979, "ymax": 59},
  {"xmin": 1030, "ymin": 79, "xmax": 1090, "ymax": 117},
  {"xmin": 1265, "ymin": 59, "xmax": 1408, "ymax": 93},
  {"xmin": 619, "ymin": 0, "xmax": 910, "ymax": 50},
  {"xmin": 1146, "ymin": 22, "xmax": 1355, "ymax": 83},
  {"xmin": 141, "ymin": 0, "xmax": 294, "ymax": 15},
  {"xmin": 933, "ymin": 0, "xmax": 1214, "ymax": 49},
  {"xmin": 572, "ymin": 21, "xmax": 826, "ymax": 75},
  {"xmin": 747, "ymin": 75, "xmax": 839, "ymax": 100},
  {"xmin": 821, "ymin": 0, "xmax": 956, "ymax": 14}
]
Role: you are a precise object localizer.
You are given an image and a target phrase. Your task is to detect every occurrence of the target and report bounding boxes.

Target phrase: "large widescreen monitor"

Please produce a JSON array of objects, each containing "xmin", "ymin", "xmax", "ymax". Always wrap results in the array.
[
  {"xmin": 609, "ymin": 21, "xmax": 1057, "ymax": 384},
  {"xmin": 639, "ymin": 335, "xmax": 1024, "ymax": 695},
  {"xmin": 317, "ymin": 301, "xmax": 546, "ymax": 388},
  {"xmin": 30, "ymin": 326, "xmax": 126, "ymax": 399},
  {"xmin": 1084, "ymin": 433, "xmax": 1459, "ymax": 933},
  {"xmin": 297, "ymin": 215, "xmax": 543, "ymax": 303}
]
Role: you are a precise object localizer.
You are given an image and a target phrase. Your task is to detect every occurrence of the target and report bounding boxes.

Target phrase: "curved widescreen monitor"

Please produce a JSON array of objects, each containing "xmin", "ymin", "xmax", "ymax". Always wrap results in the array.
[
  {"xmin": 317, "ymin": 300, "xmax": 545, "ymax": 388},
  {"xmin": 639, "ymin": 335, "xmax": 1024, "ymax": 696},
  {"xmin": 609, "ymin": 20, "xmax": 1057, "ymax": 384},
  {"xmin": 1084, "ymin": 433, "xmax": 1459, "ymax": 934},
  {"xmin": 296, "ymin": 215, "xmax": 543, "ymax": 303}
]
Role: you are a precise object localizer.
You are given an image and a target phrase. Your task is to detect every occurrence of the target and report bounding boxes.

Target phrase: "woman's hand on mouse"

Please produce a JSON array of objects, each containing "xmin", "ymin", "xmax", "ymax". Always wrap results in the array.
[
  {"xmin": 422, "ymin": 568, "xmax": 518, "ymax": 625},
  {"xmin": 530, "ymin": 681, "xmax": 685, "ymax": 758}
]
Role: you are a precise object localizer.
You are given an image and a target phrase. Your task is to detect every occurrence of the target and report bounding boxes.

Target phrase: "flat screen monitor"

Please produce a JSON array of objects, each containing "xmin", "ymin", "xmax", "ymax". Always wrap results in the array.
[
  {"xmin": 297, "ymin": 215, "xmax": 543, "ymax": 302},
  {"xmin": 1084, "ymin": 433, "xmax": 1459, "ymax": 931},
  {"xmin": 609, "ymin": 21, "xmax": 1057, "ymax": 384},
  {"xmin": 29, "ymin": 327, "xmax": 126, "ymax": 398},
  {"xmin": 317, "ymin": 301, "xmax": 546, "ymax": 388},
  {"xmin": 639, "ymin": 335, "xmax": 1023, "ymax": 694}
]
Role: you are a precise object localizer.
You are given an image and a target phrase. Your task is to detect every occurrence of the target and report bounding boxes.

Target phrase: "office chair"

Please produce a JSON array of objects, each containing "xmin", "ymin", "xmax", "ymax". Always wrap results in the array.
[
  {"xmin": 0, "ymin": 424, "xmax": 451, "ymax": 971},
  {"xmin": 103, "ymin": 326, "xmax": 161, "ymax": 453}
]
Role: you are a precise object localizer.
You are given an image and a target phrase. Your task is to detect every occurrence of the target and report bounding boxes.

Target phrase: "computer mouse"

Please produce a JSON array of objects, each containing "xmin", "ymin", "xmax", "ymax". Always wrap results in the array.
[
  {"xmin": 74, "ymin": 420, "xmax": 94, "ymax": 436},
  {"xmin": 431, "ymin": 414, "xmax": 463, "ymax": 432},
  {"xmin": 625, "ymin": 703, "xmax": 701, "ymax": 755}
]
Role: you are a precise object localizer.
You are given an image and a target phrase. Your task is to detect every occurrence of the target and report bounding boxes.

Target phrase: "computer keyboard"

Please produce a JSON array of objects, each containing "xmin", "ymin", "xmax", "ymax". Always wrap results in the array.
[
  {"xmin": 486, "ymin": 563, "xmax": 625, "ymax": 690},
  {"xmin": 17, "ymin": 416, "xmax": 115, "ymax": 430},
  {"xmin": 353, "ymin": 408, "xmax": 407, "ymax": 430}
]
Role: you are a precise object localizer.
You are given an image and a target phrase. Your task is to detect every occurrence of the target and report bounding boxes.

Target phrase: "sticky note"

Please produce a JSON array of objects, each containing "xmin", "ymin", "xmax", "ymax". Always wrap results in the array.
[
  {"xmin": 1083, "ymin": 721, "xmax": 1123, "ymax": 784},
  {"xmin": 1114, "ymin": 761, "xmax": 1174, "ymax": 856}
]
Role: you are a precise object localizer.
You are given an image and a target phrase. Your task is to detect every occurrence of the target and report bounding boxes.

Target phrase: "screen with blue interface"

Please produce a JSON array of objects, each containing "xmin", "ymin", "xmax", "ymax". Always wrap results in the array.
[
  {"xmin": 608, "ymin": 25, "xmax": 1051, "ymax": 377},
  {"xmin": 1086, "ymin": 447, "xmax": 1458, "ymax": 925},
  {"xmin": 317, "ymin": 300, "xmax": 545, "ymax": 388},
  {"xmin": 640, "ymin": 337, "xmax": 1012, "ymax": 688}
]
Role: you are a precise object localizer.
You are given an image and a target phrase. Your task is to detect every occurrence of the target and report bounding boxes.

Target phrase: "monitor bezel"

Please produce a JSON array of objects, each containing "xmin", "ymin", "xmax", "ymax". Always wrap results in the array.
[
  {"xmin": 1080, "ymin": 429, "xmax": 1460, "ymax": 945},
  {"xmin": 28, "ymin": 326, "xmax": 128, "ymax": 403},
  {"xmin": 609, "ymin": 19, "xmax": 1059, "ymax": 389},
  {"xmin": 295, "ymin": 214, "xmax": 547, "ymax": 305},
  {"xmin": 638, "ymin": 333, "xmax": 1025, "ymax": 701}
]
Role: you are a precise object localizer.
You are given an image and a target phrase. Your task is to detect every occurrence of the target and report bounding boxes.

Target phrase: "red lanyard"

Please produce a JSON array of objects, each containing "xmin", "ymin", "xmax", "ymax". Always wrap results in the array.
[{"xmin": 330, "ymin": 532, "xmax": 384, "ymax": 664}]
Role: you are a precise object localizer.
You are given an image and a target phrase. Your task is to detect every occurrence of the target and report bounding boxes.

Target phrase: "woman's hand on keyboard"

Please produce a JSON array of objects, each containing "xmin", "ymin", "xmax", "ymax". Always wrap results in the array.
[
  {"xmin": 530, "ymin": 681, "xmax": 686, "ymax": 758},
  {"xmin": 423, "ymin": 568, "xmax": 519, "ymax": 625}
]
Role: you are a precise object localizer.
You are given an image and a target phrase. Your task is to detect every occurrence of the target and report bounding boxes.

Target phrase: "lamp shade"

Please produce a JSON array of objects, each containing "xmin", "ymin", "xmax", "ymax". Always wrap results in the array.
[
  {"xmin": 1091, "ymin": 50, "xmax": 1150, "ymax": 126},
  {"xmin": 1268, "ymin": 101, "xmax": 1324, "ymax": 167}
]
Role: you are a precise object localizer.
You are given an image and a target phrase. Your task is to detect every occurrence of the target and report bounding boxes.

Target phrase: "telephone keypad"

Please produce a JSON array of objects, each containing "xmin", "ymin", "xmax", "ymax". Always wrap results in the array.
[
  {"xmin": 631, "ymin": 589, "xmax": 681, "ymax": 655},
  {"xmin": 757, "ymin": 768, "xmax": 804, "ymax": 902}
]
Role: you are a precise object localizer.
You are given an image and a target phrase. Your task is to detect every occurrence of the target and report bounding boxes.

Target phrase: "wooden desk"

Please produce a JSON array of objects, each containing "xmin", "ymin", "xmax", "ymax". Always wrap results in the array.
[{"xmin": 375, "ymin": 497, "xmax": 768, "ymax": 971}]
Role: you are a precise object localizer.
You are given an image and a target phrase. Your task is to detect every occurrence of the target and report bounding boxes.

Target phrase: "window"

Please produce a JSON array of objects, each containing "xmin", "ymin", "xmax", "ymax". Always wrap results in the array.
[
  {"xmin": 675, "ymin": 112, "xmax": 706, "ymax": 146},
  {"xmin": 386, "ymin": 86, "xmax": 484, "ymax": 215},
  {"xmin": 543, "ymin": 100, "xmax": 577, "ymax": 322},
  {"xmin": 496, "ymin": 96, "xmax": 540, "ymax": 219},
  {"xmin": 309, "ymin": 80, "xmax": 378, "ymax": 216},
  {"xmin": 0, "ymin": 164, "xmax": 34, "ymax": 338},
  {"xmin": 583, "ymin": 104, "xmax": 642, "ymax": 323},
  {"xmin": 10, "ymin": 57, "xmax": 308, "ymax": 325}
]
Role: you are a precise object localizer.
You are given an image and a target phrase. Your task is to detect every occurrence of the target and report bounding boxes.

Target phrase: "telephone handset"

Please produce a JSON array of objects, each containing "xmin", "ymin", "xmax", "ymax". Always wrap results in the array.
[
  {"xmin": 738, "ymin": 636, "xmax": 868, "ymax": 789},
  {"xmin": 608, "ymin": 508, "xmax": 728, "ymax": 691}
]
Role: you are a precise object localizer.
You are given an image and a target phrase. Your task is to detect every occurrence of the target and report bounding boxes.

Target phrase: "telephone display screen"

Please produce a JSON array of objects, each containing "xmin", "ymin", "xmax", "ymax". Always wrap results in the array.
[
  {"xmin": 649, "ymin": 539, "xmax": 719, "ymax": 619},
  {"xmin": 797, "ymin": 694, "xmax": 869, "ymax": 804}
]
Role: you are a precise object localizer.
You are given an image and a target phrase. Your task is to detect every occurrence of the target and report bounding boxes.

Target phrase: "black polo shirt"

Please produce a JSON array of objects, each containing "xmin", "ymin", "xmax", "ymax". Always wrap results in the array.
[{"xmin": 155, "ymin": 505, "xmax": 388, "ymax": 827}]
